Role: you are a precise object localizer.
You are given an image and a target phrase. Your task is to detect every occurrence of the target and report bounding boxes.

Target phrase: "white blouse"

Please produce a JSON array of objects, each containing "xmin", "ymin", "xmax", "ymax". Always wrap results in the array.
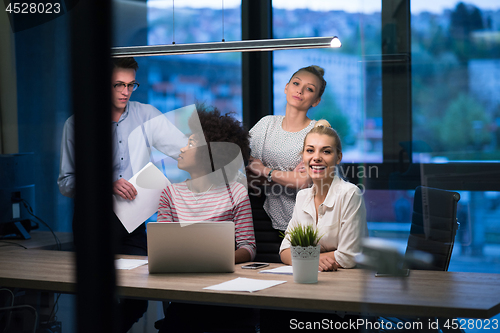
[{"xmin": 279, "ymin": 176, "xmax": 368, "ymax": 268}]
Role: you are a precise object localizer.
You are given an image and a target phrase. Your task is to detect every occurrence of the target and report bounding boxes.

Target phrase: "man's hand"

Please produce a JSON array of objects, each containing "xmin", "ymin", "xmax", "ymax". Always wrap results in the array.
[{"xmin": 113, "ymin": 178, "xmax": 137, "ymax": 200}]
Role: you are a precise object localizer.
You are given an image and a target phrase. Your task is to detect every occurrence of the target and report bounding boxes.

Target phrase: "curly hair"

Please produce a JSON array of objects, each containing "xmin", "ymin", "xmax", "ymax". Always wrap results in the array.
[{"xmin": 188, "ymin": 105, "xmax": 251, "ymax": 173}]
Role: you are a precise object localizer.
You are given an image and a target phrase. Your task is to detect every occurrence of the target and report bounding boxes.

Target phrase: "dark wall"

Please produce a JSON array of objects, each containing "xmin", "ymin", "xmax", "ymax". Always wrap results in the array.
[
  {"xmin": 15, "ymin": 13, "xmax": 73, "ymax": 231},
  {"xmin": 13, "ymin": 1, "xmax": 148, "ymax": 233}
]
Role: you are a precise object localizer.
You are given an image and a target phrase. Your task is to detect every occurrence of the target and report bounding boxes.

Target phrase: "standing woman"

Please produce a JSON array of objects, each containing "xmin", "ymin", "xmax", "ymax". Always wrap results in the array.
[{"xmin": 247, "ymin": 65, "xmax": 327, "ymax": 232}]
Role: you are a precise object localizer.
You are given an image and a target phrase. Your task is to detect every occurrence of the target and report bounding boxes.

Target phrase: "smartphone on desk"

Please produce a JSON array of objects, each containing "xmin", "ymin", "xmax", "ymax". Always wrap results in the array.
[{"xmin": 241, "ymin": 263, "xmax": 269, "ymax": 270}]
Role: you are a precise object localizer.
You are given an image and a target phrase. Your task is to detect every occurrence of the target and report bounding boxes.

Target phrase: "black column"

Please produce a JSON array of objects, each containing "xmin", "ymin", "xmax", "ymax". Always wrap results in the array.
[
  {"xmin": 381, "ymin": 0, "xmax": 412, "ymax": 166},
  {"xmin": 70, "ymin": 1, "xmax": 118, "ymax": 332},
  {"xmin": 242, "ymin": 0, "xmax": 273, "ymax": 129}
]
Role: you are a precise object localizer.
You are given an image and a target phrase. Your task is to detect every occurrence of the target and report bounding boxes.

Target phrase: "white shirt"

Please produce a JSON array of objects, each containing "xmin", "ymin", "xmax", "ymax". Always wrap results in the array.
[
  {"xmin": 57, "ymin": 101, "xmax": 188, "ymax": 198},
  {"xmin": 279, "ymin": 176, "xmax": 368, "ymax": 268}
]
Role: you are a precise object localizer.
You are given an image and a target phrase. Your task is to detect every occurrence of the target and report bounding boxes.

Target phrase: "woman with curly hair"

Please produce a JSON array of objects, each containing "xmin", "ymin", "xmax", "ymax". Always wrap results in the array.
[
  {"xmin": 156, "ymin": 105, "xmax": 257, "ymax": 333},
  {"xmin": 157, "ymin": 105, "xmax": 255, "ymax": 262}
]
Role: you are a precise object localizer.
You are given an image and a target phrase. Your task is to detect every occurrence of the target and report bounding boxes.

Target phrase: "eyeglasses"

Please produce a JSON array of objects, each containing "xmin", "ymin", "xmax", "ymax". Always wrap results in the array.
[{"xmin": 113, "ymin": 82, "xmax": 140, "ymax": 92}]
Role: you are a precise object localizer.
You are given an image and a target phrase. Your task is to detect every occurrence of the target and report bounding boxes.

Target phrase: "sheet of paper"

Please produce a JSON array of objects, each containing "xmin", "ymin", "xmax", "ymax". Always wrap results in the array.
[
  {"xmin": 113, "ymin": 162, "xmax": 171, "ymax": 233},
  {"xmin": 260, "ymin": 266, "xmax": 321, "ymax": 274},
  {"xmin": 115, "ymin": 259, "xmax": 148, "ymax": 270},
  {"xmin": 203, "ymin": 277, "xmax": 286, "ymax": 292},
  {"xmin": 259, "ymin": 265, "xmax": 294, "ymax": 275}
]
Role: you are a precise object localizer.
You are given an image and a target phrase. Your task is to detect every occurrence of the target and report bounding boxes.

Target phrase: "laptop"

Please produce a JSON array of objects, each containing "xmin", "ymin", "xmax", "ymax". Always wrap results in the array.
[{"xmin": 147, "ymin": 222, "xmax": 235, "ymax": 273}]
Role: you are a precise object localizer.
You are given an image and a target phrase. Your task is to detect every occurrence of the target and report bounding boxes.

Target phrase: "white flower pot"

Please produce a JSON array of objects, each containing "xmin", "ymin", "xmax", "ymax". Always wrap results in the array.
[{"xmin": 291, "ymin": 245, "xmax": 321, "ymax": 284}]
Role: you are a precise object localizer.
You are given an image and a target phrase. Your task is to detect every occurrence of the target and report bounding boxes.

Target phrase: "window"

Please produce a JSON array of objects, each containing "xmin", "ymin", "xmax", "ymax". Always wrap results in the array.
[
  {"xmin": 409, "ymin": 1, "xmax": 500, "ymax": 281},
  {"xmin": 272, "ymin": 0, "xmax": 383, "ymax": 163},
  {"xmin": 113, "ymin": 1, "xmax": 243, "ymax": 119},
  {"xmin": 146, "ymin": 1, "xmax": 243, "ymax": 120},
  {"xmin": 272, "ymin": 0, "xmax": 500, "ymax": 283},
  {"xmin": 411, "ymin": 1, "xmax": 500, "ymax": 163}
]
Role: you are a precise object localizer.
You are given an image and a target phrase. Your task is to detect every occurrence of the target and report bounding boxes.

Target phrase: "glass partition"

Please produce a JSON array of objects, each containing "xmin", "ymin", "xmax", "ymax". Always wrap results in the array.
[
  {"xmin": 6, "ymin": 0, "xmax": 500, "ymax": 330},
  {"xmin": 272, "ymin": 0, "xmax": 500, "ymax": 284},
  {"xmin": 410, "ymin": 0, "xmax": 500, "ymax": 279}
]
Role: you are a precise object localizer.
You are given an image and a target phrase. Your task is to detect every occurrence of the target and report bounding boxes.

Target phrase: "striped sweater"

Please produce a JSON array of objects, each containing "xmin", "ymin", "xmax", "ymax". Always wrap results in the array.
[{"xmin": 157, "ymin": 181, "xmax": 256, "ymax": 260}]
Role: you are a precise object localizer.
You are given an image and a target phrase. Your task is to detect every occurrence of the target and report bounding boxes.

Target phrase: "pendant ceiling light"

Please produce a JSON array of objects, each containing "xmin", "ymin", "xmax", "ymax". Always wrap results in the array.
[{"xmin": 111, "ymin": 36, "xmax": 341, "ymax": 58}]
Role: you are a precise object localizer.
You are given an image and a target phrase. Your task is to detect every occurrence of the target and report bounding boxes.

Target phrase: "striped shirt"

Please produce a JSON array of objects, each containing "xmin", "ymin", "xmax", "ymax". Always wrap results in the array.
[{"xmin": 158, "ymin": 181, "xmax": 256, "ymax": 260}]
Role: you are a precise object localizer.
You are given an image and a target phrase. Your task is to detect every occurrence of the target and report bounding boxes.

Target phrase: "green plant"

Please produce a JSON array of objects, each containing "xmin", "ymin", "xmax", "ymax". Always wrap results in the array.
[{"xmin": 281, "ymin": 224, "xmax": 323, "ymax": 247}]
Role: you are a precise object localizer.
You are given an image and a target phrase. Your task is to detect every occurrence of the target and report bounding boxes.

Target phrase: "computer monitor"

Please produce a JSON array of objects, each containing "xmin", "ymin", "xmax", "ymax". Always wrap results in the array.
[{"xmin": 0, "ymin": 153, "xmax": 36, "ymax": 239}]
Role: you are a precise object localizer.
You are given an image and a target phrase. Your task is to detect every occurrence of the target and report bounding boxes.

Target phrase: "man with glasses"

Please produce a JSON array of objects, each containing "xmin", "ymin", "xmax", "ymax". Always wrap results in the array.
[{"xmin": 57, "ymin": 57, "xmax": 186, "ymax": 332}]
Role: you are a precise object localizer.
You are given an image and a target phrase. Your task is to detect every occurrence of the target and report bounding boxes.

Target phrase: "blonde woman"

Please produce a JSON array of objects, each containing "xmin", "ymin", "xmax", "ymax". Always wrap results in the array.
[
  {"xmin": 247, "ymin": 65, "xmax": 327, "ymax": 232},
  {"xmin": 260, "ymin": 120, "xmax": 369, "ymax": 331},
  {"xmin": 279, "ymin": 120, "xmax": 368, "ymax": 271}
]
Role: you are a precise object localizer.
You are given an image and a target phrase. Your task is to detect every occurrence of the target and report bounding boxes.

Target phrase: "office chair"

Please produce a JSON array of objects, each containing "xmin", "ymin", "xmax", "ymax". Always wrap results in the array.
[
  {"xmin": 250, "ymin": 194, "xmax": 282, "ymax": 263},
  {"xmin": 379, "ymin": 186, "xmax": 463, "ymax": 333},
  {"xmin": 0, "ymin": 289, "xmax": 38, "ymax": 333},
  {"xmin": 404, "ymin": 186, "xmax": 460, "ymax": 271}
]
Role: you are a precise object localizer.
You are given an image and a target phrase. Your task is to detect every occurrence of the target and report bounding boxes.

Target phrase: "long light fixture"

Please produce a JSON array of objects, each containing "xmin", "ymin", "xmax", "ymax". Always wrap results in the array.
[{"xmin": 111, "ymin": 36, "xmax": 341, "ymax": 57}]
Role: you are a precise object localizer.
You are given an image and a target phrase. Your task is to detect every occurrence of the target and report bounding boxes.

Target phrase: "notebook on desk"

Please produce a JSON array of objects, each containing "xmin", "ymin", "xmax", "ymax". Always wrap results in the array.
[{"xmin": 147, "ymin": 221, "xmax": 235, "ymax": 273}]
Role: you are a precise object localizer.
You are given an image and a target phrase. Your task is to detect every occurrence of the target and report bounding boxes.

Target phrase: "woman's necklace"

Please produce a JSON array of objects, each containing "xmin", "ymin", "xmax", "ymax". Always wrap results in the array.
[{"xmin": 188, "ymin": 181, "xmax": 214, "ymax": 204}]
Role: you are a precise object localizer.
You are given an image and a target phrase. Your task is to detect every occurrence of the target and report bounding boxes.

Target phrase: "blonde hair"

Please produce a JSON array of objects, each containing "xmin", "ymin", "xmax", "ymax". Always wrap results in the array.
[
  {"xmin": 302, "ymin": 119, "xmax": 342, "ymax": 156},
  {"xmin": 289, "ymin": 65, "xmax": 327, "ymax": 99}
]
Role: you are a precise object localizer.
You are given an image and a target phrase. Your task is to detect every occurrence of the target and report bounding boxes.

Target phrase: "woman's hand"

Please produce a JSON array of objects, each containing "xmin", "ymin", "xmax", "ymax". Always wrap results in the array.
[
  {"xmin": 280, "ymin": 248, "xmax": 292, "ymax": 265},
  {"xmin": 318, "ymin": 253, "xmax": 340, "ymax": 271},
  {"xmin": 294, "ymin": 160, "xmax": 306, "ymax": 173},
  {"xmin": 246, "ymin": 157, "xmax": 268, "ymax": 178},
  {"xmin": 246, "ymin": 157, "xmax": 269, "ymax": 194},
  {"xmin": 246, "ymin": 157, "xmax": 310, "ymax": 190}
]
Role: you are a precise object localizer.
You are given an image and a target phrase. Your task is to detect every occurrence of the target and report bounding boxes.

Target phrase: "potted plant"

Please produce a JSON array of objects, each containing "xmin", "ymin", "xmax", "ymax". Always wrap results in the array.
[{"xmin": 282, "ymin": 224, "xmax": 323, "ymax": 283}]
